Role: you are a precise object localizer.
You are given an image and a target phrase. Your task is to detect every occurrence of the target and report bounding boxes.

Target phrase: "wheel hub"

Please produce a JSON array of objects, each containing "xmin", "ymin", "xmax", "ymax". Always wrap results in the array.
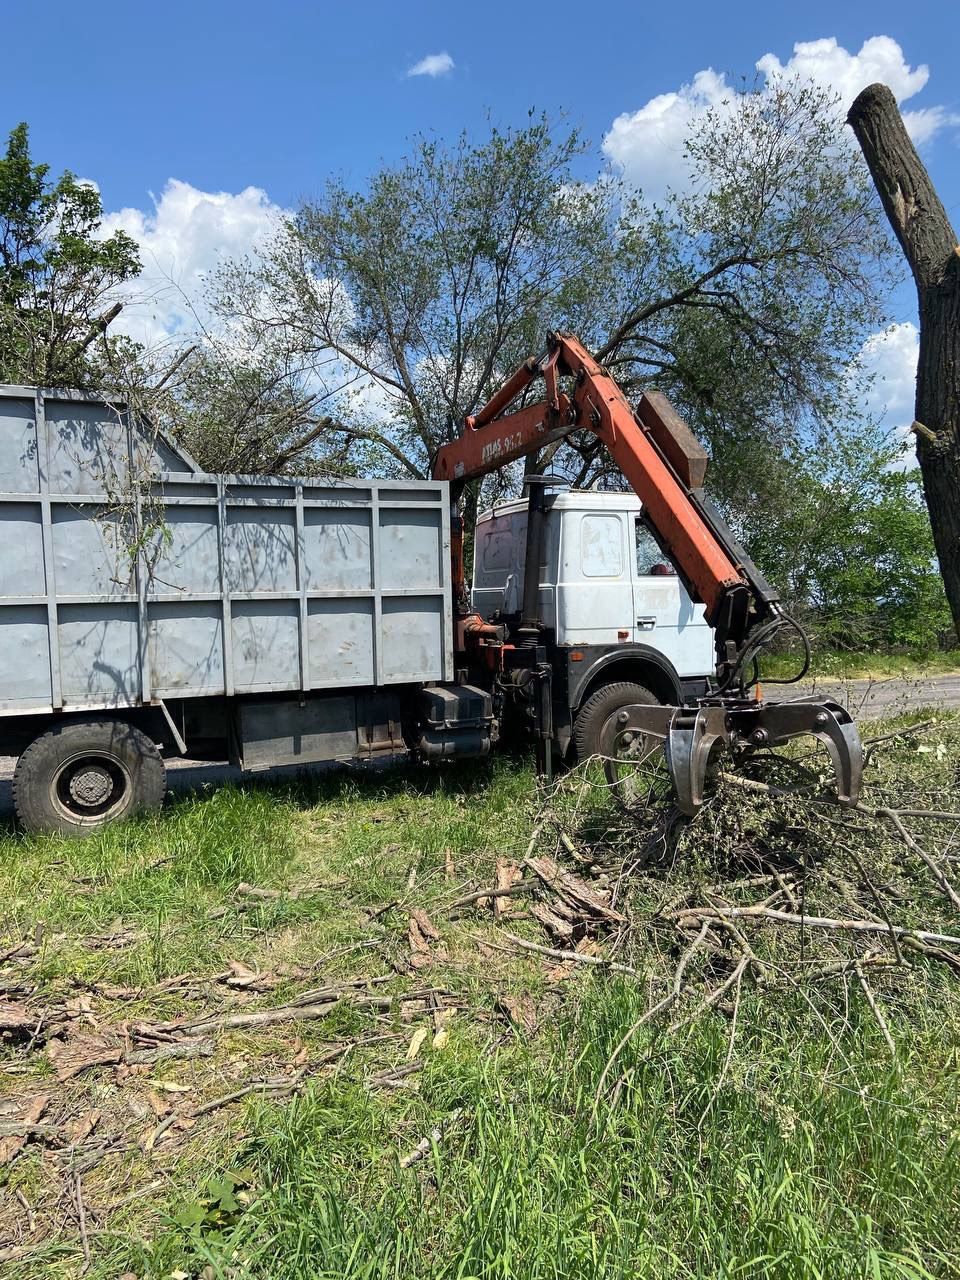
[{"xmin": 68, "ymin": 766, "xmax": 113, "ymax": 809}]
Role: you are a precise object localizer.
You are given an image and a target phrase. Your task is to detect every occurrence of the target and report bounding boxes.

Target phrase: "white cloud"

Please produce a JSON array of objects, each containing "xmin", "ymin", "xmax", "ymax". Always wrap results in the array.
[
  {"xmin": 850, "ymin": 322, "xmax": 921, "ymax": 466},
  {"xmin": 603, "ymin": 68, "xmax": 729, "ymax": 203},
  {"xmin": 406, "ymin": 51, "xmax": 454, "ymax": 78},
  {"xmin": 755, "ymin": 35, "xmax": 929, "ymax": 105},
  {"xmin": 901, "ymin": 105, "xmax": 960, "ymax": 145},
  {"xmin": 602, "ymin": 36, "xmax": 952, "ymax": 202},
  {"xmin": 855, "ymin": 321, "xmax": 918, "ymax": 433},
  {"xmin": 101, "ymin": 179, "xmax": 286, "ymax": 348}
]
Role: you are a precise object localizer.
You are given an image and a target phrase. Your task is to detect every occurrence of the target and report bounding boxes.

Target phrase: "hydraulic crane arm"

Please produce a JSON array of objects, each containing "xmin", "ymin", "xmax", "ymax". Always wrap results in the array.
[
  {"xmin": 433, "ymin": 331, "xmax": 778, "ymax": 678},
  {"xmin": 432, "ymin": 331, "xmax": 862, "ymax": 813}
]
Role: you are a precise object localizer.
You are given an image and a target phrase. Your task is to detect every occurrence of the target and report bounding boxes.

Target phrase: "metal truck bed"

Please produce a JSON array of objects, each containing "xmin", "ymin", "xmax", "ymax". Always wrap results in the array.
[{"xmin": 0, "ymin": 386, "xmax": 453, "ymax": 716}]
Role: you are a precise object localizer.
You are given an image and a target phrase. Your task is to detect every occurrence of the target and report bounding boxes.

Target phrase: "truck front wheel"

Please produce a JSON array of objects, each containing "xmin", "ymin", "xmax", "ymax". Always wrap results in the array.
[
  {"xmin": 13, "ymin": 719, "xmax": 166, "ymax": 835},
  {"xmin": 572, "ymin": 681, "xmax": 667, "ymax": 808},
  {"xmin": 572, "ymin": 681, "xmax": 659, "ymax": 762}
]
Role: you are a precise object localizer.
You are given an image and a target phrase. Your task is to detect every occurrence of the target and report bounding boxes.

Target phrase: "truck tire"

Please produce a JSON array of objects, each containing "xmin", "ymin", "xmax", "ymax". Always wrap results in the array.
[
  {"xmin": 572, "ymin": 681, "xmax": 659, "ymax": 763},
  {"xmin": 13, "ymin": 719, "xmax": 166, "ymax": 836}
]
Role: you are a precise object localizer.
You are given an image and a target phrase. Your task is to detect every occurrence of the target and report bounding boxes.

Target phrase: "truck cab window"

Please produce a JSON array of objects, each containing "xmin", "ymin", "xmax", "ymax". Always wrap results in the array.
[
  {"xmin": 581, "ymin": 514, "xmax": 623, "ymax": 577},
  {"xmin": 636, "ymin": 518, "xmax": 673, "ymax": 576}
]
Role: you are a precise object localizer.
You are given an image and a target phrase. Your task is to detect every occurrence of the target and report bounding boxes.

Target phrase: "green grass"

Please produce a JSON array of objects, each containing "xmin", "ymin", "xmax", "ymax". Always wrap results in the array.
[
  {"xmin": 2, "ymin": 734, "xmax": 960, "ymax": 1279},
  {"xmin": 761, "ymin": 647, "xmax": 960, "ymax": 682},
  {"xmin": 109, "ymin": 979, "xmax": 959, "ymax": 1280}
]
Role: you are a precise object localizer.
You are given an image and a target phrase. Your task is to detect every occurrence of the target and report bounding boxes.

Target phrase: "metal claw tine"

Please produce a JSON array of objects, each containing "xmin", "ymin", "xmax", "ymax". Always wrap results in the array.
[{"xmin": 665, "ymin": 706, "xmax": 727, "ymax": 817}]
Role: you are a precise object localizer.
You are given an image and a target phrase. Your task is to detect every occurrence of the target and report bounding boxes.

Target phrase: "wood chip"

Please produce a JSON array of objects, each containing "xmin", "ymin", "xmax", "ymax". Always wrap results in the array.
[
  {"xmin": 0, "ymin": 941, "xmax": 37, "ymax": 965},
  {"xmin": 146, "ymin": 1090, "xmax": 171, "ymax": 1119},
  {"xmin": 432, "ymin": 1009, "xmax": 453, "ymax": 1050},
  {"xmin": 222, "ymin": 960, "xmax": 279, "ymax": 990},
  {"xmin": 493, "ymin": 860, "xmax": 521, "ymax": 919},
  {"xmin": 48, "ymin": 1032, "xmax": 122, "ymax": 1082},
  {"xmin": 0, "ymin": 1094, "xmax": 48, "ymax": 1164},
  {"xmin": 0, "ymin": 1001, "xmax": 37, "ymax": 1033},
  {"xmin": 530, "ymin": 901, "xmax": 576, "ymax": 942},
  {"xmin": 81, "ymin": 925, "xmax": 143, "ymax": 951},
  {"xmin": 406, "ymin": 1027, "xmax": 428, "ymax": 1060},
  {"xmin": 408, "ymin": 910, "xmax": 447, "ymax": 968},
  {"xmin": 124, "ymin": 1038, "xmax": 215, "ymax": 1066},
  {"xmin": 67, "ymin": 1108, "xmax": 101, "ymax": 1144},
  {"xmin": 524, "ymin": 855, "xmax": 626, "ymax": 925},
  {"xmin": 498, "ymin": 993, "xmax": 538, "ymax": 1035},
  {"xmin": 410, "ymin": 908, "xmax": 441, "ymax": 941}
]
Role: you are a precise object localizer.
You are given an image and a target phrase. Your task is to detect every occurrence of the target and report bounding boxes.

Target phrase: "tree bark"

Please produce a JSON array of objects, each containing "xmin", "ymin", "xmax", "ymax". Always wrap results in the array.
[{"xmin": 848, "ymin": 83, "xmax": 960, "ymax": 636}]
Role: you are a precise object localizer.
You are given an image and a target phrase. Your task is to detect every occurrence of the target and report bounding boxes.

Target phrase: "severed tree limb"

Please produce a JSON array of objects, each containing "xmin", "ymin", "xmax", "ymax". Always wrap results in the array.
[
  {"xmin": 398, "ymin": 1107, "xmax": 463, "ymax": 1169},
  {"xmin": 667, "ymin": 955, "xmax": 752, "ymax": 1035},
  {"xmin": 446, "ymin": 883, "xmax": 534, "ymax": 911},
  {"xmin": 855, "ymin": 962, "xmax": 896, "ymax": 1056},
  {"xmin": 669, "ymin": 904, "xmax": 960, "ymax": 948},
  {"xmin": 698, "ymin": 961, "xmax": 745, "ymax": 1127},
  {"xmin": 876, "ymin": 807, "xmax": 960, "ymax": 911},
  {"xmin": 498, "ymin": 931, "xmax": 639, "ymax": 977}
]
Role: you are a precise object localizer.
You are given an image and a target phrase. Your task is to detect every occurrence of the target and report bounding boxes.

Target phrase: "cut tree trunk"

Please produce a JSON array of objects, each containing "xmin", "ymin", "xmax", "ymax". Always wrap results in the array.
[{"xmin": 848, "ymin": 83, "xmax": 960, "ymax": 636}]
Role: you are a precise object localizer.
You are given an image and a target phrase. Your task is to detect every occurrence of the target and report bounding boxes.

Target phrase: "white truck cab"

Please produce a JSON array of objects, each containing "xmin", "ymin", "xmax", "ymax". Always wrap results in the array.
[{"xmin": 472, "ymin": 488, "xmax": 715, "ymax": 754}]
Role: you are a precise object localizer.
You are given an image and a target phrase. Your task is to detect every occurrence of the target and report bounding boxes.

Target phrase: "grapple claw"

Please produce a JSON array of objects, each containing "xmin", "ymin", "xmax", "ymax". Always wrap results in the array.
[
  {"xmin": 663, "ymin": 706, "xmax": 728, "ymax": 816},
  {"xmin": 603, "ymin": 696, "xmax": 863, "ymax": 816}
]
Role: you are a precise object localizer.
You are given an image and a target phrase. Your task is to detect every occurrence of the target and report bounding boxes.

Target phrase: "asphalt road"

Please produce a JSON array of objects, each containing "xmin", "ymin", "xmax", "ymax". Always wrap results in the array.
[
  {"xmin": 0, "ymin": 673, "xmax": 957, "ymax": 822},
  {"xmin": 792, "ymin": 672, "xmax": 960, "ymax": 717}
]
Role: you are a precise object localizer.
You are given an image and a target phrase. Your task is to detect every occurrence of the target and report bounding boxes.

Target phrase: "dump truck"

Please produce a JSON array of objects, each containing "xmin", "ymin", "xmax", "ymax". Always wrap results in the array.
[{"xmin": 0, "ymin": 334, "xmax": 862, "ymax": 833}]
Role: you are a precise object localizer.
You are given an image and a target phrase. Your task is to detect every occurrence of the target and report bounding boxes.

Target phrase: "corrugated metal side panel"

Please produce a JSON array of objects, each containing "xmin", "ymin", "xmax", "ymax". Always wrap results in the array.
[{"xmin": 0, "ymin": 388, "xmax": 452, "ymax": 714}]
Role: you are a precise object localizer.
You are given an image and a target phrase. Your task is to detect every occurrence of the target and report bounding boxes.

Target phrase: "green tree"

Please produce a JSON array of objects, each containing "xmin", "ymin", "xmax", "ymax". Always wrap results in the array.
[
  {"xmin": 197, "ymin": 82, "xmax": 891, "ymax": 520},
  {"xmin": 741, "ymin": 433, "xmax": 951, "ymax": 650},
  {"xmin": 0, "ymin": 122, "xmax": 140, "ymax": 386}
]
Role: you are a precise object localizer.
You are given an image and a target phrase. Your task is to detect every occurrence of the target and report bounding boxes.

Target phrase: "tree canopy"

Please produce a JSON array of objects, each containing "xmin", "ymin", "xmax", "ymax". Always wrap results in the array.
[
  {"xmin": 0, "ymin": 99, "xmax": 950, "ymax": 649},
  {"xmin": 197, "ymin": 82, "xmax": 891, "ymax": 509}
]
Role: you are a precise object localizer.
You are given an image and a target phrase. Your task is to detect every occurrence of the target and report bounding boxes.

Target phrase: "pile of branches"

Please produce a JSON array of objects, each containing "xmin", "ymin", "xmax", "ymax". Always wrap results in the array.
[{"xmin": 464, "ymin": 715, "xmax": 960, "ymax": 1071}]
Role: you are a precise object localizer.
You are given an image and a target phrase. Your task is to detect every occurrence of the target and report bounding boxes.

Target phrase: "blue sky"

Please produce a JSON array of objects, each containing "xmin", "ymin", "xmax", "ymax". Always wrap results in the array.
[{"xmin": 2, "ymin": 0, "xmax": 958, "ymax": 432}]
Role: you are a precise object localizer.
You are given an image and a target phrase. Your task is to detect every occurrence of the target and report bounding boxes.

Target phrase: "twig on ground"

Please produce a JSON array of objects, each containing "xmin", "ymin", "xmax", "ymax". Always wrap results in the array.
[
  {"xmin": 592, "ymin": 920, "xmax": 712, "ymax": 1117},
  {"xmin": 497, "ymin": 931, "xmax": 640, "ymax": 977},
  {"xmin": 447, "ymin": 883, "xmax": 534, "ymax": 911},
  {"xmin": 73, "ymin": 1175, "xmax": 90, "ymax": 1270},
  {"xmin": 668, "ymin": 904, "xmax": 960, "ymax": 947},
  {"xmin": 877, "ymin": 807, "xmax": 960, "ymax": 911},
  {"xmin": 699, "ymin": 960, "xmax": 744, "ymax": 1128},
  {"xmin": 399, "ymin": 1107, "xmax": 463, "ymax": 1168},
  {"xmin": 855, "ymin": 962, "xmax": 896, "ymax": 1055}
]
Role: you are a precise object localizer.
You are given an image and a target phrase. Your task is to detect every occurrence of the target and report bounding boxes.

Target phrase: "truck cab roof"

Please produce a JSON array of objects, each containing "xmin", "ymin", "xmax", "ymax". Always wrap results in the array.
[{"xmin": 477, "ymin": 488, "xmax": 642, "ymax": 523}]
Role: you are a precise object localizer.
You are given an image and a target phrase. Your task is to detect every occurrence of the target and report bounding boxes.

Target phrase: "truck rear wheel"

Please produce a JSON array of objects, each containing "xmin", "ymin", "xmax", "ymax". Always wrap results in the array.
[{"xmin": 13, "ymin": 719, "xmax": 166, "ymax": 836}]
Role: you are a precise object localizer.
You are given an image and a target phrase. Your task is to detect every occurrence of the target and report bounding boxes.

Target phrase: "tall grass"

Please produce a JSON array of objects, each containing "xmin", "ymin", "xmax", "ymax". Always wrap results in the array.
[{"xmin": 115, "ymin": 976, "xmax": 958, "ymax": 1280}]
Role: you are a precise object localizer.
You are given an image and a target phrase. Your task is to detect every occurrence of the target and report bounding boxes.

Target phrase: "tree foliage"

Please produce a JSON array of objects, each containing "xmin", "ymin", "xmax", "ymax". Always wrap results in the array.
[
  {"xmin": 739, "ymin": 433, "xmax": 950, "ymax": 650},
  {"xmin": 184, "ymin": 83, "xmax": 930, "ymax": 641},
  {"xmin": 0, "ymin": 122, "xmax": 141, "ymax": 387},
  {"xmin": 199, "ymin": 82, "xmax": 891, "ymax": 512}
]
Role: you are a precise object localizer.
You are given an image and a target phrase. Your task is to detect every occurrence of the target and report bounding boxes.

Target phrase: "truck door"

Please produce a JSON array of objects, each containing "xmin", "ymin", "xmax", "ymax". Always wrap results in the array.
[
  {"xmin": 554, "ymin": 510, "xmax": 634, "ymax": 646},
  {"xmin": 632, "ymin": 516, "xmax": 713, "ymax": 676}
]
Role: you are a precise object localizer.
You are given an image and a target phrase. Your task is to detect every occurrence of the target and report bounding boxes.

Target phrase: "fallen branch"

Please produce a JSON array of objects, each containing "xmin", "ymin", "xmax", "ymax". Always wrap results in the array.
[
  {"xmin": 877, "ymin": 807, "xmax": 960, "ymax": 911},
  {"xmin": 399, "ymin": 1107, "xmax": 464, "ymax": 1168},
  {"xmin": 668, "ymin": 904, "xmax": 960, "ymax": 947},
  {"xmin": 447, "ymin": 883, "xmax": 534, "ymax": 911},
  {"xmin": 525, "ymin": 855, "xmax": 625, "ymax": 926},
  {"xmin": 124, "ymin": 1039, "xmax": 215, "ymax": 1066},
  {"xmin": 498, "ymin": 931, "xmax": 639, "ymax": 977},
  {"xmin": 592, "ymin": 920, "xmax": 712, "ymax": 1115},
  {"xmin": 855, "ymin": 962, "xmax": 896, "ymax": 1056}
]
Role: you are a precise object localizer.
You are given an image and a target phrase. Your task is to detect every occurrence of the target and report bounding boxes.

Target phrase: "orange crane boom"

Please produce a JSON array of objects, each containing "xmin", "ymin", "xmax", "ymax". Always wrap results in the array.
[
  {"xmin": 433, "ymin": 331, "xmax": 778, "ymax": 678},
  {"xmin": 431, "ymin": 331, "xmax": 863, "ymax": 814}
]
